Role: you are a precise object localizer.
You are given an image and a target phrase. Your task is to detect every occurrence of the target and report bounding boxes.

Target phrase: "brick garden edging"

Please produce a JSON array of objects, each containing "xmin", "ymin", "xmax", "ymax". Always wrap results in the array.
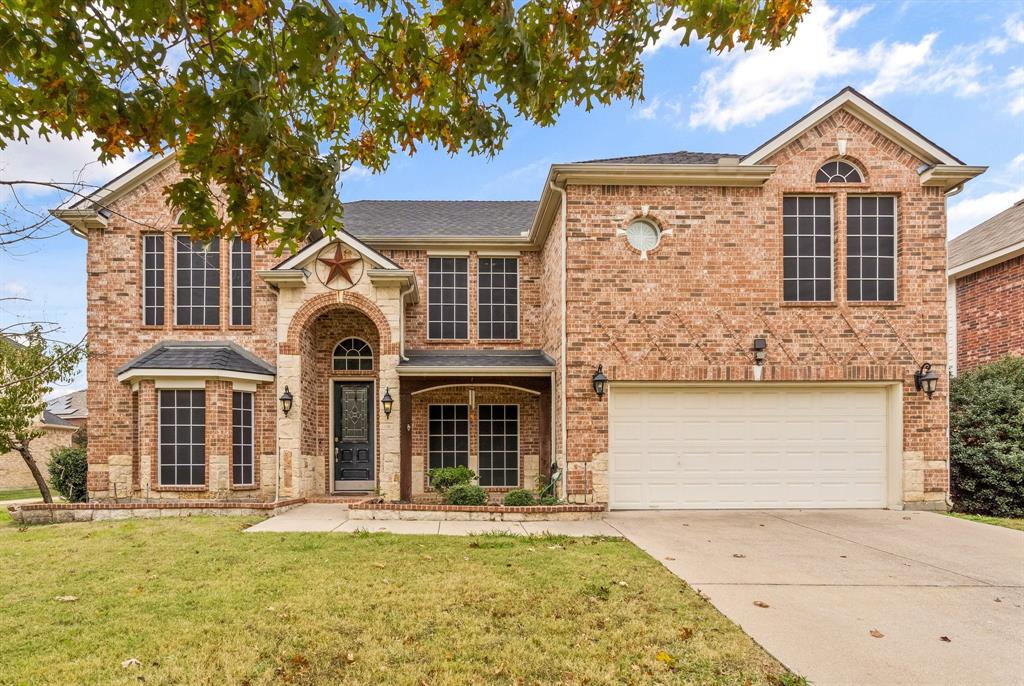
[
  {"xmin": 348, "ymin": 502, "xmax": 605, "ymax": 522},
  {"xmin": 6, "ymin": 498, "xmax": 307, "ymax": 525}
]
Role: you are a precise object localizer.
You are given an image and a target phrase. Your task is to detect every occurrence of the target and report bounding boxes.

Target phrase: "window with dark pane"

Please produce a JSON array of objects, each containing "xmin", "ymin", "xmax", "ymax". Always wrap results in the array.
[
  {"xmin": 158, "ymin": 389, "xmax": 206, "ymax": 486},
  {"xmin": 478, "ymin": 405, "xmax": 519, "ymax": 487},
  {"xmin": 427, "ymin": 404, "xmax": 469, "ymax": 472},
  {"xmin": 175, "ymin": 236, "xmax": 220, "ymax": 325},
  {"xmin": 847, "ymin": 196, "xmax": 896, "ymax": 302},
  {"xmin": 332, "ymin": 337, "xmax": 373, "ymax": 371},
  {"xmin": 427, "ymin": 257, "xmax": 468, "ymax": 339},
  {"xmin": 783, "ymin": 196, "xmax": 833, "ymax": 302},
  {"xmin": 232, "ymin": 391, "xmax": 254, "ymax": 486},
  {"xmin": 142, "ymin": 234, "xmax": 165, "ymax": 326},
  {"xmin": 816, "ymin": 160, "xmax": 863, "ymax": 183},
  {"xmin": 230, "ymin": 238, "xmax": 252, "ymax": 326},
  {"xmin": 478, "ymin": 257, "xmax": 519, "ymax": 340}
]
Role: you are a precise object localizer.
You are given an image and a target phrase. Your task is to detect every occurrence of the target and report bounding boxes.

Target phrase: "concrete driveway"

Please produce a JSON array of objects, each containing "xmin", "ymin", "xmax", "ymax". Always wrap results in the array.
[{"xmin": 605, "ymin": 510, "xmax": 1024, "ymax": 686}]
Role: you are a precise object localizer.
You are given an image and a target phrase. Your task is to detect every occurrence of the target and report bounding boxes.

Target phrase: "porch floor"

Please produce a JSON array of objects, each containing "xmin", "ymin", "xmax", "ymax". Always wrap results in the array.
[{"xmin": 244, "ymin": 503, "xmax": 620, "ymax": 537}]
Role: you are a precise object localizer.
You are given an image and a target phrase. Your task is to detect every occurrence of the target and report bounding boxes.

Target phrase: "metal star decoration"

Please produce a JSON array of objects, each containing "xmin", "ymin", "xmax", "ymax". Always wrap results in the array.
[{"xmin": 317, "ymin": 244, "xmax": 362, "ymax": 287}]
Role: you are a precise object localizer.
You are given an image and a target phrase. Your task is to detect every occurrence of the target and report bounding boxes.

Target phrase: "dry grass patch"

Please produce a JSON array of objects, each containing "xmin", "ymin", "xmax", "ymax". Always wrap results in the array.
[
  {"xmin": 0, "ymin": 515, "xmax": 803, "ymax": 685},
  {"xmin": 947, "ymin": 512, "xmax": 1024, "ymax": 532}
]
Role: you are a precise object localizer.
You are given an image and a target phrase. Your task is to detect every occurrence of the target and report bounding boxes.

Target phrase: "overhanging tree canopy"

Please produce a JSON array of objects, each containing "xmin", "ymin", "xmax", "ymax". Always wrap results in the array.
[{"xmin": 0, "ymin": 0, "xmax": 810, "ymax": 249}]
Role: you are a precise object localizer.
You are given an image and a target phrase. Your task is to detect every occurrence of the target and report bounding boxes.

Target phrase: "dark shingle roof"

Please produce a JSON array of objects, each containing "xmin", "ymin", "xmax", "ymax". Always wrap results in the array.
[
  {"xmin": 400, "ymin": 349, "xmax": 555, "ymax": 368},
  {"xmin": 341, "ymin": 200, "xmax": 538, "ymax": 239},
  {"xmin": 117, "ymin": 341, "xmax": 275, "ymax": 376},
  {"xmin": 949, "ymin": 199, "xmax": 1024, "ymax": 269},
  {"xmin": 42, "ymin": 410, "xmax": 76, "ymax": 428},
  {"xmin": 47, "ymin": 389, "xmax": 87, "ymax": 419},
  {"xmin": 576, "ymin": 150, "xmax": 741, "ymax": 165}
]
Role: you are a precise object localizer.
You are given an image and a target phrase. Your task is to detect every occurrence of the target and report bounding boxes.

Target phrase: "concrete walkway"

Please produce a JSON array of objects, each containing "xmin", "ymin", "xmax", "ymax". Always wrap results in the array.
[
  {"xmin": 244, "ymin": 503, "xmax": 619, "ymax": 537},
  {"xmin": 606, "ymin": 509, "xmax": 1024, "ymax": 686}
]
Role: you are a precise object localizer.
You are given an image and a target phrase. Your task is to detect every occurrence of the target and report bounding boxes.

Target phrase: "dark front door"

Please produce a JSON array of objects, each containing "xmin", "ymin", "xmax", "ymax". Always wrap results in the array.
[{"xmin": 333, "ymin": 381, "xmax": 375, "ymax": 491}]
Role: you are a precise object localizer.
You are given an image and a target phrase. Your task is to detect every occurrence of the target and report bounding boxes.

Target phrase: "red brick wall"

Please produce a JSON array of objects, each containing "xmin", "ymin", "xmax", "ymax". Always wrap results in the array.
[
  {"xmin": 86, "ymin": 163, "xmax": 279, "ymax": 499},
  {"xmin": 956, "ymin": 255, "xmax": 1024, "ymax": 371},
  {"xmin": 562, "ymin": 110, "xmax": 950, "ymax": 503},
  {"xmin": 382, "ymin": 249, "xmax": 542, "ymax": 349},
  {"xmin": 411, "ymin": 385, "xmax": 541, "ymax": 495}
]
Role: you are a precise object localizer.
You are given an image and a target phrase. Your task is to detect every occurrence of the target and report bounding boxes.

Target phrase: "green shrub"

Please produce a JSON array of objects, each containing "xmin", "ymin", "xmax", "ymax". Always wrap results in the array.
[
  {"xmin": 444, "ymin": 483, "xmax": 488, "ymax": 506},
  {"xmin": 48, "ymin": 446, "xmax": 88, "ymax": 503},
  {"xmin": 950, "ymin": 356, "xmax": 1024, "ymax": 517},
  {"xmin": 503, "ymin": 489, "xmax": 536, "ymax": 506},
  {"xmin": 538, "ymin": 494, "xmax": 561, "ymax": 506},
  {"xmin": 428, "ymin": 465, "xmax": 475, "ymax": 492}
]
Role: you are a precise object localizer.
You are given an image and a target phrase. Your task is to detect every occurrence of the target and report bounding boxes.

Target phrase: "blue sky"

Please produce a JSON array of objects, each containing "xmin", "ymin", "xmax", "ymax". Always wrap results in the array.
[{"xmin": 2, "ymin": 0, "xmax": 1023, "ymax": 394}]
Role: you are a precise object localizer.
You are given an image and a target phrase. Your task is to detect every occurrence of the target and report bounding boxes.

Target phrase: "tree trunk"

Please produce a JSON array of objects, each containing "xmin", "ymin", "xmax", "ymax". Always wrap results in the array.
[{"xmin": 16, "ymin": 443, "xmax": 53, "ymax": 504}]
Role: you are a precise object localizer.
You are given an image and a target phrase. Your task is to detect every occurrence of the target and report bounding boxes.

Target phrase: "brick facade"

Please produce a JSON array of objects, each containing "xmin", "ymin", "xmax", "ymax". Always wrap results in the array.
[
  {"xmin": 77, "ymin": 93, "xmax": 966, "ymax": 510},
  {"xmin": 955, "ymin": 255, "xmax": 1024, "ymax": 371}
]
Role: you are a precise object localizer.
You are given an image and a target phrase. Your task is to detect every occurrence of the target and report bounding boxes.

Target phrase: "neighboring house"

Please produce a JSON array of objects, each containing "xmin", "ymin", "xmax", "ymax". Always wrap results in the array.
[
  {"xmin": 47, "ymin": 389, "xmax": 89, "ymax": 431},
  {"xmin": 947, "ymin": 199, "xmax": 1024, "ymax": 374},
  {"xmin": 0, "ymin": 411, "xmax": 77, "ymax": 491},
  {"xmin": 54, "ymin": 87, "xmax": 984, "ymax": 511}
]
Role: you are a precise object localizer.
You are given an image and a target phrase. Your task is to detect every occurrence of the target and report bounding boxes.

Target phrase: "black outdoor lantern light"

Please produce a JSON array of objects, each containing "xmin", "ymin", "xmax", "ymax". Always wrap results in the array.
[
  {"xmin": 381, "ymin": 387, "xmax": 394, "ymax": 418},
  {"xmin": 592, "ymin": 364, "xmax": 608, "ymax": 399},
  {"xmin": 914, "ymin": 363, "xmax": 940, "ymax": 399},
  {"xmin": 279, "ymin": 386, "xmax": 294, "ymax": 416},
  {"xmin": 753, "ymin": 338, "xmax": 767, "ymax": 366}
]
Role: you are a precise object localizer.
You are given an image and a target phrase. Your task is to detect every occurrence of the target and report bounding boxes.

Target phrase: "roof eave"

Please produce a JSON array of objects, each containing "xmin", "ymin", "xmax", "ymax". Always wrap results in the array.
[
  {"xmin": 948, "ymin": 239, "xmax": 1024, "ymax": 278},
  {"xmin": 920, "ymin": 165, "xmax": 988, "ymax": 191},
  {"xmin": 50, "ymin": 208, "xmax": 109, "ymax": 236},
  {"xmin": 116, "ymin": 368, "xmax": 276, "ymax": 384}
]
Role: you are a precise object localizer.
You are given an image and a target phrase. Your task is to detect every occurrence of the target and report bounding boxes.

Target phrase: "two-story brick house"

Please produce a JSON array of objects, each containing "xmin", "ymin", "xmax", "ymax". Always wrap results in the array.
[{"xmin": 55, "ymin": 88, "xmax": 984, "ymax": 511}]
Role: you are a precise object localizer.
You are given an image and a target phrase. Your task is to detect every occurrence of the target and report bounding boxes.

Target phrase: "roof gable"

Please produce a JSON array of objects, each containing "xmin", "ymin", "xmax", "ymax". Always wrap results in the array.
[
  {"xmin": 949, "ymin": 199, "xmax": 1024, "ymax": 274},
  {"xmin": 275, "ymin": 230, "xmax": 403, "ymax": 271},
  {"xmin": 741, "ymin": 87, "xmax": 964, "ymax": 167}
]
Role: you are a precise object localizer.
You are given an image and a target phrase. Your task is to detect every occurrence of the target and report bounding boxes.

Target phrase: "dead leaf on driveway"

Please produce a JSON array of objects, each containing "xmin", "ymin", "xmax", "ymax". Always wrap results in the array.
[
  {"xmin": 733, "ymin": 553, "xmax": 746, "ymax": 558},
  {"xmin": 940, "ymin": 636, "xmax": 951, "ymax": 642},
  {"xmin": 664, "ymin": 556, "xmax": 676, "ymax": 560},
  {"xmin": 54, "ymin": 595, "xmax": 78, "ymax": 602},
  {"xmin": 753, "ymin": 601, "xmax": 770, "ymax": 608},
  {"xmin": 869, "ymin": 629, "xmax": 885, "ymax": 638}
]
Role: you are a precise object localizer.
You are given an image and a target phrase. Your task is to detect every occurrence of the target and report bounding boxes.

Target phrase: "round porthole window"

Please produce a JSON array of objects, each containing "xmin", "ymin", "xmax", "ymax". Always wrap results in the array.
[{"xmin": 626, "ymin": 219, "xmax": 661, "ymax": 254}]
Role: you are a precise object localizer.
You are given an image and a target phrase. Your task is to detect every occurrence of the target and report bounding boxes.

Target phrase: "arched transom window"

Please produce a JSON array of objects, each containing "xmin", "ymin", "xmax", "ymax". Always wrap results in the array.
[
  {"xmin": 333, "ymin": 338, "xmax": 373, "ymax": 371},
  {"xmin": 816, "ymin": 160, "xmax": 863, "ymax": 183}
]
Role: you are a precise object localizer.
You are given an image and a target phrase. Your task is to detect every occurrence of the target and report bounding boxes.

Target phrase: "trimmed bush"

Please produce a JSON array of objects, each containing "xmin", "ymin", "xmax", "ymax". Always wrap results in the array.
[
  {"xmin": 48, "ymin": 446, "xmax": 88, "ymax": 503},
  {"xmin": 503, "ymin": 489, "xmax": 536, "ymax": 506},
  {"xmin": 950, "ymin": 356, "xmax": 1024, "ymax": 517},
  {"xmin": 444, "ymin": 484, "xmax": 488, "ymax": 506},
  {"xmin": 538, "ymin": 494, "xmax": 561, "ymax": 506},
  {"xmin": 428, "ymin": 465, "xmax": 475, "ymax": 492}
]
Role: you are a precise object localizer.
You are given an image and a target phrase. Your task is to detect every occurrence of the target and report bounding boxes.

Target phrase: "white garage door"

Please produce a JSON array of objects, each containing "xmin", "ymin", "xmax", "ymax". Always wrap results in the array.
[{"xmin": 609, "ymin": 385, "xmax": 890, "ymax": 509}]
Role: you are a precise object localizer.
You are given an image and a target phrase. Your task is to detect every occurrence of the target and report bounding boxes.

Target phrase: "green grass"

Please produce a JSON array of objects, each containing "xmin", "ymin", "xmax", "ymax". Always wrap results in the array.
[
  {"xmin": 0, "ymin": 487, "xmax": 42, "ymax": 502},
  {"xmin": 947, "ymin": 512, "xmax": 1024, "ymax": 532},
  {"xmin": 0, "ymin": 516, "xmax": 802, "ymax": 686}
]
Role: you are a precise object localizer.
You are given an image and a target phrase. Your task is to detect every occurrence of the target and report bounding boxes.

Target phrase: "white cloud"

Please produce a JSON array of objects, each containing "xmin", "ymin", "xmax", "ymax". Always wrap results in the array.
[
  {"xmin": 1011, "ymin": 95, "xmax": 1024, "ymax": 117},
  {"xmin": 948, "ymin": 187, "xmax": 1024, "ymax": 237},
  {"xmin": 689, "ymin": 2, "xmax": 869, "ymax": 131},
  {"xmin": 861, "ymin": 33, "xmax": 939, "ymax": 98},
  {"xmin": 0, "ymin": 128, "xmax": 143, "ymax": 199},
  {"xmin": 635, "ymin": 97, "xmax": 661, "ymax": 120},
  {"xmin": 1006, "ymin": 13, "xmax": 1024, "ymax": 43},
  {"xmin": 0, "ymin": 280, "xmax": 28, "ymax": 298}
]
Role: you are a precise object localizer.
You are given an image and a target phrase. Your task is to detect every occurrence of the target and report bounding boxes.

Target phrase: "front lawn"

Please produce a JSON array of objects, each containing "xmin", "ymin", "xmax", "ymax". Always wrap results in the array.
[
  {"xmin": 947, "ymin": 512, "xmax": 1024, "ymax": 532},
  {"xmin": 0, "ymin": 487, "xmax": 41, "ymax": 501},
  {"xmin": 0, "ymin": 515, "xmax": 801, "ymax": 686}
]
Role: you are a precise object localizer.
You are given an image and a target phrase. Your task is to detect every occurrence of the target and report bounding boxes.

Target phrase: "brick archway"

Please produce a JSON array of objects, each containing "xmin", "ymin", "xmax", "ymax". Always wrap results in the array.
[{"xmin": 283, "ymin": 290, "xmax": 397, "ymax": 356}]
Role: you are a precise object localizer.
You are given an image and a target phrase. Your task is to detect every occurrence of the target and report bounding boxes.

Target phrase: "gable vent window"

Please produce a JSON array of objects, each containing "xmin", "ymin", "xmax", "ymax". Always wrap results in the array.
[
  {"xmin": 143, "ymin": 234, "xmax": 165, "ymax": 326},
  {"xmin": 230, "ymin": 238, "xmax": 252, "ymax": 326},
  {"xmin": 158, "ymin": 389, "xmax": 206, "ymax": 487},
  {"xmin": 478, "ymin": 257, "xmax": 519, "ymax": 340},
  {"xmin": 427, "ymin": 257, "xmax": 468, "ymax": 340},
  {"xmin": 783, "ymin": 196, "xmax": 833, "ymax": 302},
  {"xmin": 175, "ymin": 236, "xmax": 220, "ymax": 326},
  {"xmin": 816, "ymin": 160, "xmax": 863, "ymax": 183},
  {"xmin": 847, "ymin": 196, "xmax": 897, "ymax": 301},
  {"xmin": 428, "ymin": 404, "xmax": 469, "ymax": 472},
  {"xmin": 333, "ymin": 338, "xmax": 373, "ymax": 371}
]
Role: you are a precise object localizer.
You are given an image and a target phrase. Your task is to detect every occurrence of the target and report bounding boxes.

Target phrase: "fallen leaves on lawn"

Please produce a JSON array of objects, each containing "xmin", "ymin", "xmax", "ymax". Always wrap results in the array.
[
  {"xmin": 373, "ymin": 562, "xmax": 386, "ymax": 569},
  {"xmin": 753, "ymin": 601, "xmax": 770, "ymax": 608},
  {"xmin": 869, "ymin": 629, "xmax": 884, "ymax": 638},
  {"xmin": 655, "ymin": 650, "xmax": 676, "ymax": 668},
  {"xmin": 345, "ymin": 652, "xmax": 355, "ymax": 663},
  {"xmin": 680, "ymin": 627, "xmax": 694, "ymax": 641},
  {"xmin": 54, "ymin": 595, "xmax": 78, "ymax": 602},
  {"xmin": 122, "ymin": 658, "xmax": 141, "ymax": 669}
]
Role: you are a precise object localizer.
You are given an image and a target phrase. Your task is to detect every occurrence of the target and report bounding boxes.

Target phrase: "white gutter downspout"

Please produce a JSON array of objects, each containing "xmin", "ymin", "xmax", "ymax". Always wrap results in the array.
[
  {"xmin": 399, "ymin": 281, "xmax": 414, "ymax": 361},
  {"xmin": 549, "ymin": 180, "xmax": 569, "ymax": 502}
]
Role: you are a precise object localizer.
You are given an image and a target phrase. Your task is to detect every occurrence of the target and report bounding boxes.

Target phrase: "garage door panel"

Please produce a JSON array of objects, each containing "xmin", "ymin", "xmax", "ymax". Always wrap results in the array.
[{"xmin": 610, "ymin": 385, "xmax": 890, "ymax": 510}]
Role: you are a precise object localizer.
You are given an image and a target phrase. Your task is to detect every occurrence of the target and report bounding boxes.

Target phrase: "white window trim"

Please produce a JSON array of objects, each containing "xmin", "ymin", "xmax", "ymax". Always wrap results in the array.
[
  {"xmin": 477, "ymin": 256, "xmax": 521, "ymax": 341},
  {"xmin": 783, "ymin": 195, "xmax": 835, "ymax": 303},
  {"xmin": 816, "ymin": 159, "xmax": 865, "ymax": 184},
  {"xmin": 477, "ymin": 403, "xmax": 520, "ymax": 489},
  {"xmin": 332, "ymin": 337, "xmax": 374, "ymax": 371},
  {"xmin": 426, "ymin": 256, "xmax": 469, "ymax": 341}
]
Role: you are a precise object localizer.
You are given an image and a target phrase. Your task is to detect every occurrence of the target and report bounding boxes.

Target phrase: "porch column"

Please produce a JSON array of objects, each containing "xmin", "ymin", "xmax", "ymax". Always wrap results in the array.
[
  {"xmin": 539, "ymin": 384, "xmax": 552, "ymax": 481},
  {"xmin": 276, "ymin": 353, "xmax": 302, "ymax": 499},
  {"xmin": 399, "ymin": 386, "xmax": 412, "ymax": 501}
]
